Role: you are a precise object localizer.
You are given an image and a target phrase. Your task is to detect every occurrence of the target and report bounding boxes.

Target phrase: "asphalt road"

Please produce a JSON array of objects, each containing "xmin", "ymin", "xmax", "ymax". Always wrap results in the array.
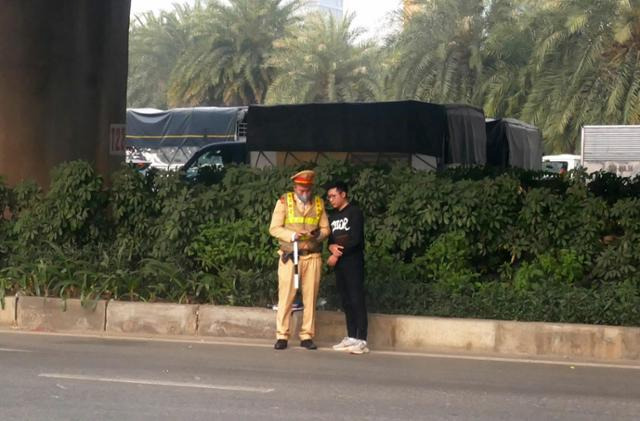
[{"xmin": 1, "ymin": 331, "xmax": 639, "ymax": 420}]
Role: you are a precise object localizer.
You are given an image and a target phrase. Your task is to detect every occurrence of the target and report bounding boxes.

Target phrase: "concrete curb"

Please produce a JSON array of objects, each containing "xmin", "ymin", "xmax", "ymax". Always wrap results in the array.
[
  {"xmin": 3, "ymin": 296, "xmax": 639, "ymax": 362},
  {"xmin": 106, "ymin": 301, "xmax": 198, "ymax": 336},
  {"xmin": 198, "ymin": 305, "xmax": 277, "ymax": 339},
  {"xmin": 16, "ymin": 296, "xmax": 106, "ymax": 333},
  {"xmin": 0, "ymin": 296, "xmax": 16, "ymax": 327},
  {"xmin": 494, "ymin": 320, "xmax": 640, "ymax": 361}
]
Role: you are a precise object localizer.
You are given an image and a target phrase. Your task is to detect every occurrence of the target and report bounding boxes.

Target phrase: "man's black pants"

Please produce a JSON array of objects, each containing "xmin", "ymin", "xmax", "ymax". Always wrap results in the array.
[{"xmin": 335, "ymin": 253, "xmax": 368, "ymax": 341}]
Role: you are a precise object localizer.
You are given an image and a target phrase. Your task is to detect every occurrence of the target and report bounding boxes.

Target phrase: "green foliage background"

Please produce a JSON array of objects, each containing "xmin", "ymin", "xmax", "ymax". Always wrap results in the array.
[{"xmin": 2, "ymin": 161, "xmax": 640, "ymax": 326}]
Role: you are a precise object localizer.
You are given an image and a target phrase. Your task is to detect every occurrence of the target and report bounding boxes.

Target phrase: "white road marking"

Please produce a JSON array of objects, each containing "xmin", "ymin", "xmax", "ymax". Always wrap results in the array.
[
  {"xmin": 0, "ymin": 347, "xmax": 32, "ymax": 353},
  {"xmin": 38, "ymin": 373, "xmax": 274, "ymax": 393}
]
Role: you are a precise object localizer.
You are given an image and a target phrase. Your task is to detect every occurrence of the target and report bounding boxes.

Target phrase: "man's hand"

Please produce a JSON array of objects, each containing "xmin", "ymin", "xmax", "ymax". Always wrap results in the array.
[
  {"xmin": 327, "ymin": 255, "xmax": 339, "ymax": 267},
  {"xmin": 294, "ymin": 230, "xmax": 309, "ymax": 241},
  {"xmin": 329, "ymin": 244, "xmax": 344, "ymax": 257}
]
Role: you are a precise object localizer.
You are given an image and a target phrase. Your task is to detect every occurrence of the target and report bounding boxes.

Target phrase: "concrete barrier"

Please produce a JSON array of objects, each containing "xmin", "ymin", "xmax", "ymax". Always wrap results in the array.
[
  {"xmin": 494, "ymin": 321, "xmax": 638, "ymax": 361},
  {"xmin": 0, "ymin": 296, "xmax": 16, "ymax": 327},
  {"xmin": 196, "ymin": 306, "xmax": 348, "ymax": 343},
  {"xmin": 198, "ymin": 305, "xmax": 307, "ymax": 340},
  {"xmin": 236, "ymin": 308, "xmax": 640, "ymax": 361},
  {"xmin": 317, "ymin": 312, "xmax": 496, "ymax": 352},
  {"xmin": 364, "ymin": 314, "xmax": 397, "ymax": 349},
  {"xmin": 621, "ymin": 328, "xmax": 640, "ymax": 360},
  {"xmin": 198, "ymin": 305, "xmax": 276, "ymax": 339},
  {"xmin": 395, "ymin": 315, "xmax": 497, "ymax": 352},
  {"xmin": 4, "ymin": 296, "xmax": 640, "ymax": 362},
  {"xmin": 315, "ymin": 311, "xmax": 347, "ymax": 343},
  {"xmin": 106, "ymin": 301, "xmax": 198, "ymax": 336},
  {"xmin": 16, "ymin": 296, "xmax": 106, "ymax": 332}
]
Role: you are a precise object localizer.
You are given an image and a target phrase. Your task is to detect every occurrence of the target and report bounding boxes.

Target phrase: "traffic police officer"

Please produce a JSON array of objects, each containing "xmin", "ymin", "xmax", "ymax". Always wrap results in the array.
[{"xmin": 269, "ymin": 170, "xmax": 330, "ymax": 350}]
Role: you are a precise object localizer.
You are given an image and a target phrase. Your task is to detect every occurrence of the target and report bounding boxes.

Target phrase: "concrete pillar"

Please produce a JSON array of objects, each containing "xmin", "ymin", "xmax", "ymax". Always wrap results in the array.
[{"xmin": 0, "ymin": 0, "xmax": 131, "ymax": 186}]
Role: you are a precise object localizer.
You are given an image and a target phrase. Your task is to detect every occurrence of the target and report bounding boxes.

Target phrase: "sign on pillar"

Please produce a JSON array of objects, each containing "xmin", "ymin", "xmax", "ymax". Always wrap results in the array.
[{"xmin": 110, "ymin": 124, "xmax": 126, "ymax": 156}]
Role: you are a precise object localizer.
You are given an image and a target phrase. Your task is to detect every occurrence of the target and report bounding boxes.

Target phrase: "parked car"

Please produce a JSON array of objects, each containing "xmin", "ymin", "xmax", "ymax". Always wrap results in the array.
[
  {"xmin": 542, "ymin": 154, "xmax": 581, "ymax": 174},
  {"xmin": 181, "ymin": 140, "xmax": 248, "ymax": 179}
]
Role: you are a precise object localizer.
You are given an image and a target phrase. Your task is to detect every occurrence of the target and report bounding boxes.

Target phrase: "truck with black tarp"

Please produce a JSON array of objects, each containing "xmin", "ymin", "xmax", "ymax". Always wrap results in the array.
[
  {"xmin": 485, "ymin": 118, "xmax": 543, "ymax": 170},
  {"xmin": 126, "ymin": 107, "xmax": 247, "ymax": 170},
  {"xmin": 127, "ymin": 101, "xmax": 542, "ymax": 172},
  {"xmin": 246, "ymin": 101, "xmax": 487, "ymax": 169}
]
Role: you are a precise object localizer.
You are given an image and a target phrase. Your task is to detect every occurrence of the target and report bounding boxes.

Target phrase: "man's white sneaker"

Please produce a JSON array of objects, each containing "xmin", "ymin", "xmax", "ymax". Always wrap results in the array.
[
  {"xmin": 332, "ymin": 337, "xmax": 359, "ymax": 351},
  {"xmin": 348, "ymin": 340, "xmax": 369, "ymax": 355}
]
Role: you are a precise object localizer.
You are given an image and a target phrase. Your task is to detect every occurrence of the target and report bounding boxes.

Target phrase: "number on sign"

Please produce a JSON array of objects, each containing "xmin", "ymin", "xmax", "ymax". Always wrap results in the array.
[{"xmin": 110, "ymin": 124, "xmax": 126, "ymax": 156}]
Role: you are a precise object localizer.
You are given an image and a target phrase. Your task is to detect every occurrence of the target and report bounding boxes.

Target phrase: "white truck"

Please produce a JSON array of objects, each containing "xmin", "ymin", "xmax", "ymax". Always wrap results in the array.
[
  {"xmin": 542, "ymin": 154, "xmax": 581, "ymax": 174},
  {"xmin": 581, "ymin": 125, "xmax": 640, "ymax": 177}
]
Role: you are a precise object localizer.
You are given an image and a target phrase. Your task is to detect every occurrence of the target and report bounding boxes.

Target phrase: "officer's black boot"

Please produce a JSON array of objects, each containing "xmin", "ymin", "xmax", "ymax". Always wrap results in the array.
[
  {"xmin": 274, "ymin": 339, "xmax": 288, "ymax": 350},
  {"xmin": 300, "ymin": 339, "xmax": 317, "ymax": 350}
]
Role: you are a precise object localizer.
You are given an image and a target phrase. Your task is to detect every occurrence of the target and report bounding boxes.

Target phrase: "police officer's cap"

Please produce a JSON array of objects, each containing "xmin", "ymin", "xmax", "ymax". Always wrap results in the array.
[{"xmin": 291, "ymin": 170, "xmax": 315, "ymax": 186}]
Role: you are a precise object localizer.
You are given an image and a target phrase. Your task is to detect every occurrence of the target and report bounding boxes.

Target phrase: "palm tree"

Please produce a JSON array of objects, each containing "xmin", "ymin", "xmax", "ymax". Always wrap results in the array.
[
  {"xmin": 265, "ymin": 12, "xmax": 380, "ymax": 104},
  {"xmin": 387, "ymin": 0, "xmax": 486, "ymax": 105},
  {"xmin": 474, "ymin": 0, "xmax": 540, "ymax": 118},
  {"xmin": 387, "ymin": 0, "xmax": 640, "ymax": 153},
  {"xmin": 127, "ymin": 3, "xmax": 201, "ymax": 108},
  {"xmin": 167, "ymin": 0, "xmax": 301, "ymax": 107},
  {"xmin": 518, "ymin": 0, "xmax": 640, "ymax": 152}
]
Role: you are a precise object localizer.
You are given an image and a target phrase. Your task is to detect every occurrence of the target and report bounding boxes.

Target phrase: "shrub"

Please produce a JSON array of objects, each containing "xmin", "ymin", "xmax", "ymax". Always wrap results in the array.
[{"xmin": 2, "ymin": 160, "xmax": 640, "ymax": 326}]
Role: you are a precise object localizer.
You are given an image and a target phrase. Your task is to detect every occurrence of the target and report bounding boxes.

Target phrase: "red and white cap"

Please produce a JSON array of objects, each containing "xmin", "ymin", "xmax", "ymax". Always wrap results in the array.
[{"xmin": 291, "ymin": 170, "xmax": 315, "ymax": 186}]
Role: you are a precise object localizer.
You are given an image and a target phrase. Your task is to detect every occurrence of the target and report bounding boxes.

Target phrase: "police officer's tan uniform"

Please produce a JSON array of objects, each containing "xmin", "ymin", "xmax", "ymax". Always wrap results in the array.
[{"xmin": 269, "ymin": 170, "xmax": 330, "ymax": 343}]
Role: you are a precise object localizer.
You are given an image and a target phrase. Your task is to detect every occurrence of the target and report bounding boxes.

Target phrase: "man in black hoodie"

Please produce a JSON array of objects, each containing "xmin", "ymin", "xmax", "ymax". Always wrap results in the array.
[{"xmin": 325, "ymin": 181, "xmax": 369, "ymax": 354}]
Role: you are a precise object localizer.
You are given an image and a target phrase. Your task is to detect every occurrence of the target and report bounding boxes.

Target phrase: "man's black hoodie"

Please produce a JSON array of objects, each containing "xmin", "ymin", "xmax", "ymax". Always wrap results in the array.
[{"xmin": 328, "ymin": 203, "xmax": 364, "ymax": 258}]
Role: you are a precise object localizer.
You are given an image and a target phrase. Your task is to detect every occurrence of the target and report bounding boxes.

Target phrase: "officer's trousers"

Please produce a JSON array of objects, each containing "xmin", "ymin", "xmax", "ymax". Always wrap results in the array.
[{"xmin": 276, "ymin": 253, "xmax": 322, "ymax": 340}]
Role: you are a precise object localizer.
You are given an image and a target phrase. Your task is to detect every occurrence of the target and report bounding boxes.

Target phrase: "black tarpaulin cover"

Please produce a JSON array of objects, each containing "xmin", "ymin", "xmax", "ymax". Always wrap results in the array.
[
  {"xmin": 247, "ymin": 101, "xmax": 448, "ymax": 156},
  {"xmin": 247, "ymin": 101, "xmax": 487, "ymax": 165},
  {"xmin": 486, "ymin": 118, "xmax": 542, "ymax": 170},
  {"xmin": 444, "ymin": 104, "xmax": 487, "ymax": 165},
  {"xmin": 126, "ymin": 107, "xmax": 244, "ymax": 148}
]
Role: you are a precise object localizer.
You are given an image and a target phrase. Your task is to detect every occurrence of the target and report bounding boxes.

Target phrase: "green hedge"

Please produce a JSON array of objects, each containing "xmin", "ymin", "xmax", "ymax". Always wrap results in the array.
[{"xmin": 1, "ymin": 161, "xmax": 640, "ymax": 326}]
